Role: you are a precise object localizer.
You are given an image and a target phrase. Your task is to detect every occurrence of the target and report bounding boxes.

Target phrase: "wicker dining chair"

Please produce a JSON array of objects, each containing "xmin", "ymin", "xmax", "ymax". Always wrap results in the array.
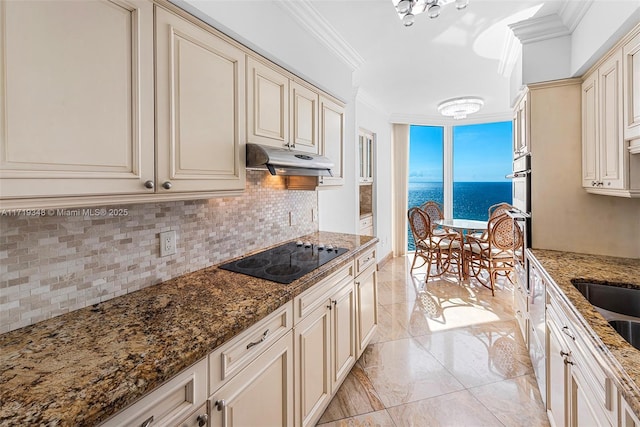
[
  {"xmin": 419, "ymin": 200, "xmax": 446, "ymax": 235},
  {"xmin": 408, "ymin": 207, "xmax": 462, "ymax": 282},
  {"xmin": 463, "ymin": 214, "xmax": 523, "ymax": 295},
  {"xmin": 472, "ymin": 202, "xmax": 515, "ymax": 240}
]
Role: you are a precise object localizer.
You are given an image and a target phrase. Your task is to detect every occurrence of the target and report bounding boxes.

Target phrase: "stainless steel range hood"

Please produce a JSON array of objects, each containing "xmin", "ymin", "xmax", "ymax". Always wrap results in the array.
[{"xmin": 246, "ymin": 143, "xmax": 333, "ymax": 177}]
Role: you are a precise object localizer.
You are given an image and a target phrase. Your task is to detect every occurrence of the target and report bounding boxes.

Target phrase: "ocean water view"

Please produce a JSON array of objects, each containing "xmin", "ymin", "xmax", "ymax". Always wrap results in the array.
[{"xmin": 408, "ymin": 181, "xmax": 512, "ymax": 251}]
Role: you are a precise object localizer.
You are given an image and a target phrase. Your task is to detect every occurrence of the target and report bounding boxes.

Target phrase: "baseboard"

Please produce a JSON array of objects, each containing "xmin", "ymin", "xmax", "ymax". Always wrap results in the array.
[{"xmin": 377, "ymin": 251, "xmax": 394, "ymax": 270}]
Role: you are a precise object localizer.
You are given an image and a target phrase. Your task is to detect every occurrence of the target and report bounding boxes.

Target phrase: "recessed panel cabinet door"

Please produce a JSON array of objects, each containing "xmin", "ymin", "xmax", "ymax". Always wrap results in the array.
[
  {"xmin": 319, "ymin": 96, "xmax": 345, "ymax": 187},
  {"xmin": 582, "ymin": 72, "xmax": 599, "ymax": 188},
  {"xmin": 599, "ymin": 51, "xmax": 625, "ymax": 190},
  {"xmin": 0, "ymin": 0, "xmax": 155, "ymax": 198},
  {"xmin": 155, "ymin": 7, "xmax": 246, "ymax": 193},
  {"xmin": 290, "ymin": 81, "xmax": 319, "ymax": 154},
  {"xmin": 247, "ymin": 57, "xmax": 289, "ymax": 147},
  {"xmin": 623, "ymin": 31, "xmax": 640, "ymax": 144},
  {"xmin": 356, "ymin": 265, "xmax": 378, "ymax": 357},
  {"xmin": 210, "ymin": 332, "xmax": 294, "ymax": 427},
  {"xmin": 331, "ymin": 281, "xmax": 356, "ymax": 392}
]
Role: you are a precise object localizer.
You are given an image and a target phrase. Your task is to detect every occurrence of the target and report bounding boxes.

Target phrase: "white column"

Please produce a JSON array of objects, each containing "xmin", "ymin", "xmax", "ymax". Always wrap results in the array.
[
  {"xmin": 392, "ymin": 124, "xmax": 409, "ymax": 256},
  {"xmin": 443, "ymin": 125, "xmax": 453, "ymax": 219}
]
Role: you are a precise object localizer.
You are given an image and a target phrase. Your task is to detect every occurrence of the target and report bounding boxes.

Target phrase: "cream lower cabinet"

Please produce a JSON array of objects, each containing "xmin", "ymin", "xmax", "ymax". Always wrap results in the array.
[
  {"xmin": 0, "ymin": 0, "xmax": 155, "ymax": 200},
  {"xmin": 155, "ymin": 6, "xmax": 246, "ymax": 193},
  {"xmin": 294, "ymin": 262, "xmax": 356, "ymax": 427},
  {"xmin": 621, "ymin": 397, "xmax": 640, "ymax": 427},
  {"xmin": 355, "ymin": 263, "xmax": 378, "ymax": 357},
  {"xmin": 209, "ymin": 331, "xmax": 295, "ymax": 427},
  {"xmin": 546, "ymin": 284, "xmax": 617, "ymax": 427}
]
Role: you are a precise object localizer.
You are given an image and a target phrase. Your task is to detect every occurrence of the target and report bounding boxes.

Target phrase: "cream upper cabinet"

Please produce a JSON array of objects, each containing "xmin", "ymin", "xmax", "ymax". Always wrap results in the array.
[
  {"xmin": 513, "ymin": 90, "xmax": 530, "ymax": 158},
  {"xmin": 246, "ymin": 57, "xmax": 290, "ymax": 148},
  {"xmin": 209, "ymin": 331, "xmax": 295, "ymax": 427},
  {"xmin": 318, "ymin": 96, "xmax": 346, "ymax": 187},
  {"xmin": 0, "ymin": 0, "xmax": 155, "ymax": 200},
  {"xmin": 623, "ymin": 31, "xmax": 640, "ymax": 153},
  {"xmin": 290, "ymin": 81, "xmax": 319, "ymax": 154},
  {"xmin": 359, "ymin": 130, "xmax": 374, "ymax": 184},
  {"xmin": 581, "ymin": 24, "xmax": 640, "ymax": 198},
  {"xmin": 155, "ymin": 6, "xmax": 246, "ymax": 193}
]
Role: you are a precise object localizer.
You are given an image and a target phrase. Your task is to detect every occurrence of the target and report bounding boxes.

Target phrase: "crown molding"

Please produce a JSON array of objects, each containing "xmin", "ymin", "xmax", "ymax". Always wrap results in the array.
[
  {"xmin": 277, "ymin": 0, "xmax": 365, "ymax": 71},
  {"xmin": 498, "ymin": 29, "xmax": 521, "ymax": 78},
  {"xmin": 509, "ymin": 13, "xmax": 570, "ymax": 44},
  {"xmin": 558, "ymin": 0, "xmax": 593, "ymax": 33},
  {"xmin": 389, "ymin": 111, "xmax": 513, "ymax": 126}
]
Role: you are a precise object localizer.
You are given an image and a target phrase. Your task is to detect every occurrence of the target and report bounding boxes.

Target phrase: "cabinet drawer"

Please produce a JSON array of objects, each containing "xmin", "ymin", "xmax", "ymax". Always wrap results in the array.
[
  {"xmin": 359, "ymin": 215, "xmax": 373, "ymax": 228},
  {"xmin": 356, "ymin": 248, "xmax": 376, "ymax": 275},
  {"xmin": 209, "ymin": 303, "xmax": 292, "ymax": 391},
  {"xmin": 101, "ymin": 358, "xmax": 208, "ymax": 427},
  {"xmin": 176, "ymin": 404, "xmax": 208, "ymax": 427},
  {"xmin": 293, "ymin": 261, "xmax": 354, "ymax": 323}
]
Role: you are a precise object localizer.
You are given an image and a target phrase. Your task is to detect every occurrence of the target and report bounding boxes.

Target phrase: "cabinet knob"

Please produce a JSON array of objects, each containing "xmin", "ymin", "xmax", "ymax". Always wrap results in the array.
[
  {"xmin": 144, "ymin": 180, "xmax": 155, "ymax": 189},
  {"xmin": 591, "ymin": 181, "xmax": 597, "ymax": 187},
  {"xmin": 162, "ymin": 181, "xmax": 172, "ymax": 190},
  {"xmin": 214, "ymin": 399, "xmax": 225, "ymax": 411},
  {"xmin": 197, "ymin": 413, "xmax": 208, "ymax": 427}
]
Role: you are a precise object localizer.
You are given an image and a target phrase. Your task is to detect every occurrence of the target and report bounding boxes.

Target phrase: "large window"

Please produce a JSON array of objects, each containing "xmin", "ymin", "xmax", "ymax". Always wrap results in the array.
[
  {"xmin": 453, "ymin": 122, "xmax": 513, "ymax": 221},
  {"xmin": 407, "ymin": 121, "xmax": 512, "ymax": 251},
  {"xmin": 408, "ymin": 126, "xmax": 443, "ymax": 251}
]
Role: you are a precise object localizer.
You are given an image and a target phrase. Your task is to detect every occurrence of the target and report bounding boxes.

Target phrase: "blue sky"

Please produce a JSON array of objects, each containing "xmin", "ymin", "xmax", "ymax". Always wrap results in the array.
[{"xmin": 409, "ymin": 121, "xmax": 513, "ymax": 182}]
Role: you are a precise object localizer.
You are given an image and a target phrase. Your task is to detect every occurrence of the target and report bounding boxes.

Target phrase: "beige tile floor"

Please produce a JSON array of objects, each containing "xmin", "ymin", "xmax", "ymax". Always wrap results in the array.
[{"xmin": 316, "ymin": 255, "xmax": 550, "ymax": 427}]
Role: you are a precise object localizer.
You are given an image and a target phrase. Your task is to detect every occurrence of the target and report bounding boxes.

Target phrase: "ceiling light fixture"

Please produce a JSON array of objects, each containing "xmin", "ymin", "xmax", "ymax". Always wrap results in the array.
[
  {"xmin": 392, "ymin": 0, "xmax": 469, "ymax": 27},
  {"xmin": 437, "ymin": 97, "xmax": 484, "ymax": 120}
]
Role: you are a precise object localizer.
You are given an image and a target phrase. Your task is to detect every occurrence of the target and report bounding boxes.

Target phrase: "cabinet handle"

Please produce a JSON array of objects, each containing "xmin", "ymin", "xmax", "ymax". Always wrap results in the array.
[
  {"xmin": 591, "ymin": 181, "xmax": 597, "ymax": 187},
  {"xmin": 327, "ymin": 303, "xmax": 332, "ymax": 310},
  {"xmin": 560, "ymin": 350, "xmax": 570, "ymax": 358},
  {"xmin": 562, "ymin": 326, "xmax": 576, "ymax": 341},
  {"xmin": 144, "ymin": 180, "xmax": 155, "ymax": 189},
  {"xmin": 162, "ymin": 181, "xmax": 172, "ymax": 190},
  {"xmin": 140, "ymin": 415, "xmax": 154, "ymax": 427},
  {"xmin": 215, "ymin": 399, "xmax": 225, "ymax": 411},
  {"xmin": 564, "ymin": 359, "xmax": 575, "ymax": 366},
  {"xmin": 332, "ymin": 300, "xmax": 337, "ymax": 307},
  {"xmin": 246, "ymin": 329, "xmax": 269, "ymax": 349},
  {"xmin": 197, "ymin": 413, "xmax": 208, "ymax": 427}
]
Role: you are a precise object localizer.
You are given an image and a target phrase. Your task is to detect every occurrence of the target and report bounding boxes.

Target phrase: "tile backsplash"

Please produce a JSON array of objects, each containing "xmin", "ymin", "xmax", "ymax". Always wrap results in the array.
[{"xmin": 0, "ymin": 171, "xmax": 318, "ymax": 333}]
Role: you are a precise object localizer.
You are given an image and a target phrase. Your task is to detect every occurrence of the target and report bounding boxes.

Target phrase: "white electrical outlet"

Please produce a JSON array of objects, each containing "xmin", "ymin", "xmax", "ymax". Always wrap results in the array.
[
  {"xmin": 312, "ymin": 208, "xmax": 317, "ymax": 222},
  {"xmin": 159, "ymin": 230, "xmax": 176, "ymax": 257}
]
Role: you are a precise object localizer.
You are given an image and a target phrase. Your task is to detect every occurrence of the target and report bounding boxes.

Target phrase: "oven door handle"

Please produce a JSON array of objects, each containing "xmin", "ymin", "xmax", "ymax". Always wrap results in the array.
[{"xmin": 505, "ymin": 169, "xmax": 531, "ymax": 179}]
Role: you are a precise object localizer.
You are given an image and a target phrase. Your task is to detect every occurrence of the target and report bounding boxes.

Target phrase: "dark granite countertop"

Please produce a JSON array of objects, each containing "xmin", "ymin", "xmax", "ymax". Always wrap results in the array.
[
  {"xmin": 528, "ymin": 249, "xmax": 640, "ymax": 417},
  {"xmin": 0, "ymin": 232, "xmax": 377, "ymax": 426}
]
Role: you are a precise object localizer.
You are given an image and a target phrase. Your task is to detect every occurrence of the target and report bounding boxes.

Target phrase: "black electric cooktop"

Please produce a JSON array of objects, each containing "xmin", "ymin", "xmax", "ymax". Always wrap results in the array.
[{"xmin": 219, "ymin": 241, "xmax": 346, "ymax": 284}]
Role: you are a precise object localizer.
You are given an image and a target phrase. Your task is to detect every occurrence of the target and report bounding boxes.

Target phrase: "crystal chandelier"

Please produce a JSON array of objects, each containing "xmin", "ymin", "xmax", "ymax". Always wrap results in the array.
[
  {"xmin": 437, "ymin": 97, "xmax": 484, "ymax": 119},
  {"xmin": 392, "ymin": 0, "xmax": 469, "ymax": 27}
]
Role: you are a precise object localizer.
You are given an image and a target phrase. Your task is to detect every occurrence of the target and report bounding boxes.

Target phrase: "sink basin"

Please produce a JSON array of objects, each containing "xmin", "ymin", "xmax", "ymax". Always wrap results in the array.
[
  {"xmin": 608, "ymin": 320, "xmax": 640, "ymax": 351},
  {"xmin": 572, "ymin": 282, "xmax": 640, "ymax": 318}
]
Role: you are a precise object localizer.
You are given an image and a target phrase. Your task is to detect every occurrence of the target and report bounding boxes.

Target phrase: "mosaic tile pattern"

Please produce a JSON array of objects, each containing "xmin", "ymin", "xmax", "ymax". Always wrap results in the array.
[{"xmin": 0, "ymin": 171, "xmax": 318, "ymax": 333}]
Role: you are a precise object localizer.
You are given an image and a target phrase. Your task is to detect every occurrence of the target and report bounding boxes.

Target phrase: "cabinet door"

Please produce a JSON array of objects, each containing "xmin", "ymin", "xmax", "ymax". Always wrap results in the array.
[
  {"xmin": 0, "ymin": 0, "xmax": 154, "ymax": 199},
  {"xmin": 155, "ymin": 7, "xmax": 246, "ymax": 193},
  {"xmin": 356, "ymin": 264, "xmax": 378, "ymax": 357},
  {"xmin": 319, "ymin": 96, "xmax": 345, "ymax": 187},
  {"xmin": 295, "ymin": 303, "xmax": 331, "ymax": 427},
  {"xmin": 290, "ymin": 81, "xmax": 319, "ymax": 154},
  {"xmin": 210, "ymin": 332, "xmax": 294, "ymax": 427},
  {"xmin": 247, "ymin": 57, "xmax": 289, "ymax": 148},
  {"xmin": 547, "ymin": 317, "xmax": 568, "ymax": 427},
  {"xmin": 623, "ymin": 31, "xmax": 640, "ymax": 145},
  {"xmin": 518, "ymin": 95, "xmax": 530, "ymax": 155},
  {"xmin": 599, "ymin": 50, "xmax": 625, "ymax": 190},
  {"xmin": 330, "ymin": 281, "xmax": 356, "ymax": 392},
  {"xmin": 582, "ymin": 72, "xmax": 599, "ymax": 189},
  {"xmin": 621, "ymin": 397, "xmax": 640, "ymax": 427},
  {"xmin": 570, "ymin": 367, "xmax": 609, "ymax": 427}
]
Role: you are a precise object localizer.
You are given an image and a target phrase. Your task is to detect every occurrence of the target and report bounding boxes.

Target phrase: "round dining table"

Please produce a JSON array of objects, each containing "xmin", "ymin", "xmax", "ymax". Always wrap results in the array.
[{"xmin": 436, "ymin": 218, "xmax": 488, "ymax": 233}]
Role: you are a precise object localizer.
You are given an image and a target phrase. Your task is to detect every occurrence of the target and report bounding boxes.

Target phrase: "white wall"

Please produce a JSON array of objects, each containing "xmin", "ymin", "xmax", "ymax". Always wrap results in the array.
[
  {"xmin": 177, "ymin": 0, "xmax": 353, "ymax": 100},
  {"xmin": 522, "ymin": 35, "xmax": 571, "ymax": 84},
  {"xmin": 570, "ymin": 1, "xmax": 640, "ymax": 76}
]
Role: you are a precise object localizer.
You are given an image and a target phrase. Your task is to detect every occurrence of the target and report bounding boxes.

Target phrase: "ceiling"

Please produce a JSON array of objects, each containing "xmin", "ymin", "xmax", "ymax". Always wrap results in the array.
[
  {"xmin": 301, "ymin": 0, "xmax": 567, "ymax": 120},
  {"xmin": 182, "ymin": 0, "xmax": 590, "ymax": 121}
]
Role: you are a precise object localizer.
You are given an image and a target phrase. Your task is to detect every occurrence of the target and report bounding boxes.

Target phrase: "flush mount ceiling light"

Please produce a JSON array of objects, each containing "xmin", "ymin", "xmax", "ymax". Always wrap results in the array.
[
  {"xmin": 392, "ymin": 0, "xmax": 469, "ymax": 27},
  {"xmin": 437, "ymin": 97, "xmax": 484, "ymax": 119}
]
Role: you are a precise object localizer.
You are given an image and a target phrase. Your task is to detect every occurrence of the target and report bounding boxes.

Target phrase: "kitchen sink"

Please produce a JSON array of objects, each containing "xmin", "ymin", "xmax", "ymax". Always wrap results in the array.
[
  {"xmin": 608, "ymin": 320, "xmax": 640, "ymax": 351},
  {"xmin": 572, "ymin": 281, "xmax": 640, "ymax": 318}
]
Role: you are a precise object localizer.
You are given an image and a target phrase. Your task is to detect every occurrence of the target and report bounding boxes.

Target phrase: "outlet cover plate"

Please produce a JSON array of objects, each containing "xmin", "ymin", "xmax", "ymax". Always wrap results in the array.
[{"xmin": 160, "ymin": 230, "xmax": 176, "ymax": 257}]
